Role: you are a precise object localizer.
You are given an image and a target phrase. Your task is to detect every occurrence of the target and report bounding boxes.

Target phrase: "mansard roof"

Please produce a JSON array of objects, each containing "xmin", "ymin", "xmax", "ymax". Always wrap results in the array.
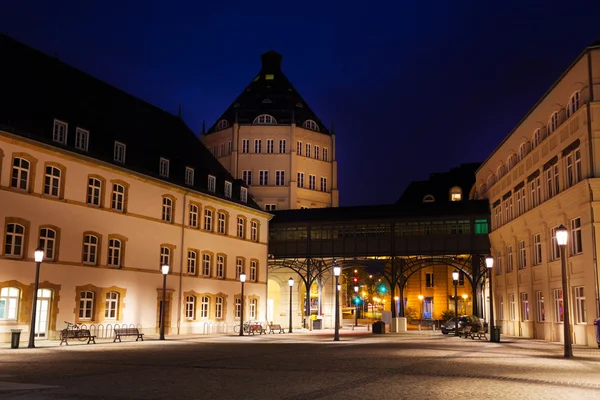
[
  {"xmin": 206, "ymin": 50, "xmax": 330, "ymax": 134},
  {"xmin": 0, "ymin": 34, "xmax": 260, "ymax": 210}
]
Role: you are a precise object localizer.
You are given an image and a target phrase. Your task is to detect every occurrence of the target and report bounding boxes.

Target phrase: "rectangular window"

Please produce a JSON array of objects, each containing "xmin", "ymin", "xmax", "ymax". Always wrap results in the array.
[
  {"xmin": 506, "ymin": 245, "xmax": 513, "ymax": 272},
  {"xmin": 160, "ymin": 246, "xmax": 171, "ymax": 267},
  {"xmin": 79, "ymin": 291, "xmax": 94, "ymax": 320},
  {"xmin": 535, "ymin": 176, "xmax": 541, "ymax": 205},
  {"xmin": 251, "ymin": 221, "xmax": 258, "ymax": 242},
  {"xmin": 533, "ymin": 233, "xmax": 542, "ymax": 265},
  {"xmin": 108, "ymin": 239, "xmax": 122, "ymax": 267},
  {"xmin": 306, "ymin": 143, "xmax": 311, "ymax": 158},
  {"xmin": 309, "ymin": 175, "xmax": 316, "ymax": 190},
  {"xmin": 529, "ymin": 180, "xmax": 536, "ymax": 209},
  {"xmin": 474, "ymin": 219, "xmax": 489, "ymax": 234},
  {"xmin": 44, "ymin": 166, "xmax": 61, "ymax": 198},
  {"xmin": 201, "ymin": 296, "xmax": 209, "ymax": 318},
  {"xmin": 520, "ymin": 292, "xmax": 529, "ymax": 321},
  {"xmin": 320, "ymin": 177, "xmax": 327, "ymax": 192},
  {"xmin": 241, "ymin": 188, "xmax": 248, "ymax": 203},
  {"xmin": 215, "ymin": 297, "xmax": 223, "ymax": 319},
  {"xmin": 185, "ymin": 167, "xmax": 194, "ymax": 186},
  {"xmin": 254, "ymin": 139, "xmax": 262, "ymax": 153},
  {"xmin": 202, "ymin": 254, "xmax": 211, "ymax": 277},
  {"xmin": 575, "ymin": 286, "xmax": 586, "ymax": 324},
  {"xmin": 224, "ymin": 181, "xmax": 232, "ymax": 198},
  {"xmin": 297, "ymin": 141, "xmax": 302, "ymax": 156},
  {"xmin": 159, "ymin": 158, "xmax": 169, "ymax": 178},
  {"xmin": 228, "ymin": 141, "xmax": 232, "ymax": 154},
  {"xmin": 11, "ymin": 157, "xmax": 30, "ymax": 191},
  {"xmin": 75, "ymin": 128, "xmax": 89, "ymax": 151},
  {"xmin": 0, "ymin": 287, "xmax": 20, "ymax": 320},
  {"xmin": 323, "ymin": 148, "xmax": 328, "ymax": 162},
  {"xmin": 220, "ymin": 143, "xmax": 225, "ymax": 157},
  {"xmin": 554, "ymin": 288, "xmax": 564, "ymax": 322},
  {"xmin": 185, "ymin": 296, "xmax": 195, "ymax": 320},
  {"xmin": 242, "ymin": 139, "xmax": 250, "ymax": 153},
  {"xmin": 297, "ymin": 172, "xmax": 304, "ymax": 188},
  {"xmin": 235, "ymin": 297, "xmax": 242, "ymax": 318},
  {"xmin": 39, "ymin": 228, "xmax": 56, "ymax": 261},
  {"xmin": 550, "ymin": 226, "xmax": 561, "ymax": 261},
  {"xmin": 237, "ymin": 217, "xmax": 245, "ymax": 239},
  {"xmin": 265, "ymin": 204, "xmax": 277, "ymax": 211},
  {"xmin": 82, "ymin": 234, "xmax": 98, "ymax": 265},
  {"xmin": 162, "ymin": 197, "xmax": 173, "ymax": 223},
  {"xmin": 515, "ymin": 190, "xmax": 521, "ymax": 217},
  {"xmin": 314, "ymin": 145, "xmax": 320, "ymax": 160},
  {"xmin": 553, "ymin": 164, "xmax": 559, "ymax": 196},
  {"xmin": 498, "ymin": 296, "xmax": 504, "ymax": 320},
  {"xmin": 536, "ymin": 291, "xmax": 545, "ymax": 322},
  {"xmin": 217, "ymin": 212, "xmax": 226, "ymax": 234},
  {"xmin": 204, "ymin": 209, "xmax": 213, "ymax": 231},
  {"xmin": 236, "ymin": 258, "xmax": 244, "ymax": 279},
  {"xmin": 518, "ymin": 240, "xmax": 527, "ymax": 270},
  {"xmin": 216, "ymin": 255, "xmax": 225, "ymax": 279},
  {"xmin": 509, "ymin": 293, "xmax": 515, "ymax": 321},
  {"xmin": 259, "ymin": 170, "xmax": 269, "ymax": 186},
  {"xmin": 187, "ymin": 251, "xmax": 197, "ymax": 275},
  {"xmin": 571, "ymin": 217, "xmax": 582, "ymax": 255},
  {"xmin": 279, "ymin": 139, "xmax": 286, "ymax": 153},
  {"xmin": 242, "ymin": 170, "xmax": 252, "ymax": 186},
  {"xmin": 53, "ymin": 120, "xmax": 68, "ymax": 144},
  {"xmin": 275, "ymin": 170, "xmax": 285, "ymax": 186},
  {"xmin": 250, "ymin": 299, "xmax": 257, "ymax": 319},
  {"xmin": 425, "ymin": 273, "xmax": 434, "ymax": 288},
  {"xmin": 495, "ymin": 250, "xmax": 502, "ymax": 275},
  {"xmin": 105, "ymin": 292, "xmax": 118, "ymax": 320},
  {"xmin": 208, "ymin": 175, "xmax": 216, "ymax": 193},
  {"xmin": 189, "ymin": 204, "xmax": 199, "ymax": 228},
  {"xmin": 250, "ymin": 260, "xmax": 257, "ymax": 282},
  {"xmin": 267, "ymin": 139, "xmax": 274, "ymax": 153},
  {"xmin": 114, "ymin": 141, "xmax": 126, "ymax": 163}
]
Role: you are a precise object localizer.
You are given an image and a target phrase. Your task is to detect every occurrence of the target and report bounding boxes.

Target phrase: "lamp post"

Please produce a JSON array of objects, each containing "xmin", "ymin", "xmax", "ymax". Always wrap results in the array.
[
  {"xmin": 239, "ymin": 273, "xmax": 246, "ymax": 337},
  {"xmin": 417, "ymin": 294, "xmax": 424, "ymax": 319},
  {"xmin": 159, "ymin": 264, "xmax": 169, "ymax": 340},
  {"xmin": 556, "ymin": 225, "xmax": 573, "ymax": 358},
  {"xmin": 333, "ymin": 265, "xmax": 341, "ymax": 341},
  {"xmin": 452, "ymin": 271, "xmax": 459, "ymax": 336},
  {"xmin": 485, "ymin": 255, "xmax": 496, "ymax": 342},
  {"xmin": 28, "ymin": 247, "xmax": 44, "ymax": 348},
  {"xmin": 354, "ymin": 285, "xmax": 359, "ymax": 327},
  {"xmin": 288, "ymin": 277, "xmax": 294, "ymax": 333}
]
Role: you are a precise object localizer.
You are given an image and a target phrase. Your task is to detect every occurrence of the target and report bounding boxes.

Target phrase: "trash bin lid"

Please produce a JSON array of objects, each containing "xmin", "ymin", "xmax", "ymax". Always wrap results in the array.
[{"xmin": 10, "ymin": 329, "xmax": 22, "ymax": 332}]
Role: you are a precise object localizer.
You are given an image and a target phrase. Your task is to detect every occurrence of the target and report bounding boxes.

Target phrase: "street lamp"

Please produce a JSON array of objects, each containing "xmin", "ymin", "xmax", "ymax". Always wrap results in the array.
[
  {"xmin": 333, "ymin": 265, "xmax": 341, "ymax": 341},
  {"xmin": 485, "ymin": 255, "xmax": 496, "ymax": 342},
  {"xmin": 28, "ymin": 247, "xmax": 44, "ymax": 348},
  {"xmin": 159, "ymin": 264, "xmax": 169, "ymax": 340},
  {"xmin": 239, "ymin": 273, "xmax": 246, "ymax": 337},
  {"xmin": 556, "ymin": 224, "xmax": 573, "ymax": 358},
  {"xmin": 452, "ymin": 271, "xmax": 459, "ymax": 336},
  {"xmin": 417, "ymin": 294, "xmax": 424, "ymax": 318},
  {"xmin": 288, "ymin": 277, "xmax": 294, "ymax": 333},
  {"xmin": 354, "ymin": 285, "xmax": 359, "ymax": 327},
  {"xmin": 461, "ymin": 294, "xmax": 468, "ymax": 315}
]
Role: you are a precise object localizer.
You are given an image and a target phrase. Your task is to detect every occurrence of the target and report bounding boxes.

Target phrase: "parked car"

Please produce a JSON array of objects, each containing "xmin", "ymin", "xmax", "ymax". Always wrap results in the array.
[{"xmin": 441, "ymin": 315, "xmax": 485, "ymax": 334}]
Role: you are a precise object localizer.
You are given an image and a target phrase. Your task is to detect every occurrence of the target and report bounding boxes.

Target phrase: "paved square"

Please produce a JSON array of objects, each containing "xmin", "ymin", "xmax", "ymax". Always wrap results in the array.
[{"xmin": 1, "ymin": 330, "xmax": 600, "ymax": 399}]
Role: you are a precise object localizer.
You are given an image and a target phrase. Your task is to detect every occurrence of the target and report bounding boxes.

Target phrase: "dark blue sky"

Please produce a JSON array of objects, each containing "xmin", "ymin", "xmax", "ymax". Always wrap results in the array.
[{"xmin": 3, "ymin": 1, "xmax": 600, "ymax": 206}]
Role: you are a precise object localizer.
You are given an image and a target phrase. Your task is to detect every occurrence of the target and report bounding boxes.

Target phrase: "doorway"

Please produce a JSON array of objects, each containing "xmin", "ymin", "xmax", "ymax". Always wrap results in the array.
[{"xmin": 35, "ymin": 289, "xmax": 52, "ymax": 339}]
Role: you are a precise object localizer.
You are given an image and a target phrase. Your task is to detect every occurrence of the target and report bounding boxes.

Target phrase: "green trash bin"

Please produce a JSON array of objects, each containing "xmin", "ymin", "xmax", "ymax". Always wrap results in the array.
[
  {"xmin": 10, "ymin": 329, "xmax": 22, "ymax": 349},
  {"xmin": 491, "ymin": 327, "xmax": 501, "ymax": 342}
]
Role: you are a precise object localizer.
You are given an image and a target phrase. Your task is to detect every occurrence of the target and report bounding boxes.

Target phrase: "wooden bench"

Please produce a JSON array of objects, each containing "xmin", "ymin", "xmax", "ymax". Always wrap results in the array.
[
  {"xmin": 269, "ymin": 324, "xmax": 285, "ymax": 334},
  {"xmin": 113, "ymin": 327, "xmax": 145, "ymax": 342},
  {"xmin": 60, "ymin": 329, "xmax": 96, "ymax": 345},
  {"xmin": 471, "ymin": 327, "xmax": 488, "ymax": 340},
  {"xmin": 248, "ymin": 324, "xmax": 266, "ymax": 335},
  {"xmin": 459, "ymin": 325, "xmax": 473, "ymax": 339}
]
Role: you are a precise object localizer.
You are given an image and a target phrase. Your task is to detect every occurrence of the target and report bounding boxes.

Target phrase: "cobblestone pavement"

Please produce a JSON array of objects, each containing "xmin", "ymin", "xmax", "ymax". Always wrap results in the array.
[{"xmin": 1, "ymin": 330, "xmax": 600, "ymax": 399}]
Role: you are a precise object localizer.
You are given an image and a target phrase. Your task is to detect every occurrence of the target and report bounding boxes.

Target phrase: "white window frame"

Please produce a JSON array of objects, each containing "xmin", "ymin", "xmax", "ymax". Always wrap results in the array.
[
  {"xmin": 250, "ymin": 260, "xmax": 257, "ymax": 282},
  {"xmin": 53, "ymin": 119, "xmax": 68, "ymax": 144},
  {"xmin": 11, "ymin": 157, "xmax": 30, "ymax": 191},
  {"xmin": 208, "ymin": 175, "xmax": 216, "ymax": 193},
  {"xmin": 159, "ymin": 158, "xmax": 170, "ymax": 178},
  {"xmin": 75, "ymin": 128, "xmax": 89, "ymax": 151},
  {"xmin": 105, "ymin": 292, "xmax": 118, "ymax": 320},
  {"xmin": 162, "ymin": 197, "xmax": 173, "ymax": 223},
  {"xmin": 87, "ymin": 178, "xmax": 102, "ymax": 206},
  {"xmin": 79, "ymin": 291, "xmax": 94, "ymax": 320},
  {"xmin": 518, "ymin": 240, "xmax": 527, "ymax": 270},
  {"xmin": 201, "ymin": 296, "xmax": 210, "ymax": 318},
  {"xmin": 5, "ymin": 223, "xmax": 25, "ymax": 257},
  {"xmin": 242, "ymin": 139, "xmax": 250, "ymax": 153},
  {"xmin": 114, "ymin": 141, "xmax": 126, "ymax": 163},
  {"xmin": 218, "ymin": 212, "xmax": 226, "ymax": 234},
  {"xmin": 306, "ymin": 143, "xmax": 311, "ymax": 158},
  {"xmin": 237, "ymin": 217, "xmax": 245, "ymax": 239},
  {"xmin": 302, "ymin": 119, "xmax": 319, "ymax": 131},
  {"xmin": 242, "ymin": 170, "xmax": 252, "ymax": 186},
  {"xmin": 520, "ymin": 292, "xmax": 529, "ymax": 321},
  {"xmin": 202, "ymin": 253, "xmax": 211, "ymax": 277},
  {"xmin": 554, "ymin": 288, "xmax": 563, "ymax": 322},
  {"xmin": 236, "ymin": 258, "xmax": 244, "ymax": 279},
  {"xmin": 0, "ymin": 287, "xmax": 20, "ymax": 321},
  {"xmin": 185, "ymin": 167, "xmax": 194, "ymax": 186},
  {"xmin": 506, "ymin": 245, "xmax": 513, "ymax": 272},
  {"xmin": 204, "ymin": 209, "xmax": 213, "ymax": 231},
  {"xmin": 498, "ymin": 296, "xmax": 504, "ymax": 320},
  {"xmin": 215, "ymin": 296, "xmax": 223, "ymax": 319},
  {"xmin": 314, "ymin": 145, "xmax": 320, "ymax": 160},
  {"xmin": 250, "ymin": 298, "xmax": 257, "ymax": 319},
  {"xmin": 259, "ymin": 170, "xmax": 269, "ymax": 186},
  {"xmin": 266, "ymin": 139, "xmax": 274, "ymax": 154},
  {"xmin": 224, "ymin": 181, "xmax": 232, "ymax": 198},
  {"xmin": 574, "ymin": 286, "xmax": 586, "ymax": 324},
  {"xmin": 83, "ymin": 234, "xmax": 99, "ymax": 265},
  {"xmin": 320, "ymin": 177, "xmax": 327, "ymax": 192},
  {"xmin": 297, "ymin": 172, "xmax": 304, "ymax": 188},
  {"xmin": 160, "ymin": 246, "xmax": 171, "ymax": 267},
  {"xmin": 275, "ymin": 170, "xmax": 285, "ymax": 186},
  {"xmin": 536, "ymin": 291, "xmax": 545, "ymax": 322},
  {"xmin": 571, "ymin": 217, "xmax": 582, "ymax": 255},
  {"xmin": 216, "ymin": 255, "xmax": 225, "ymax": 279},
  {"xmin": 251, "ymin": 221, "xmax": 258, "ymax": 242},
  {"xmin": 39, "ymin": 228, "xmax": 56, "ymax": 261},
  {"xmin": 111, "ymin": 184, "xmax": 125, "ymax": 212},
  {"xmin": 43, "ymin": 165, "xmax": 61, "ymax": 198},
  {"xmin": 279, "ymin": 139, "xmax": 286, "ymax": 153},
  {"xmin": 240, "ymin": 188, "xmax": 248, "ymax": 203},
  {"xmin": 108, "ymin": 239, "xmax": 122, "ymax": 267},
  {"xmin": 185, "ymin": 296, "xmax": 196, "ymax": 320},
  {"xmin": 265, "ymin": 204, "xmax": 276, "ymax": 211},
  {"xmin": 254, "ymin": 139, "xmax": 262, "ymax": 154},
  {"xmin": 235, "ymin": 297, "xmax": 242, "ymax": 318},
  {"xmin": 189, "ymin": 204, "xmax": 198, "ymax": 228},
  {"xmin": 187, "ymin": 250, "xmax": 197, "ymax": 275},
  {"xmin": 567, "ymin": 91, "xmax": 580, "ymax": 118},
  {"xmin": 323, "ymin": 148, "xmax": 328, "ymax": 161},
  {"xmin": 509, "ymin": 293, "xmax": 516, "ymax": 321},
  {"xmin": 297, "ymin": 141, "xmax": 302, "ymax": 156},
  {"xmin": 309, "ymin": 175, "xmax": 316, "ymax": 190},
  {"xmin": 550, "ymin": 226, "xmax": 561, "ymax": 261},
  {"xmin": 253, "ymin": 114, "xmax": 277, "ymax": 124},
  {"xmin": 533, "ymin": 233, "xmax": 542, "ymax": 266}
]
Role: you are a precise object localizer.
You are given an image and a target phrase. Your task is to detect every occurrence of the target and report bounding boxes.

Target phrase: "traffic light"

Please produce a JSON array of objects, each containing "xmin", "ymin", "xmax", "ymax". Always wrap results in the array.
[
  {"xmin": 379, "ymin": 285, "xmax": 386, "ymax": 293},
  {"xmin": 354, "ymin": 297, "xmax": 361, "ymax": 305},
  {"xmin": 353, "ymin": 277, "xmax": 358, "ymax": 283}
]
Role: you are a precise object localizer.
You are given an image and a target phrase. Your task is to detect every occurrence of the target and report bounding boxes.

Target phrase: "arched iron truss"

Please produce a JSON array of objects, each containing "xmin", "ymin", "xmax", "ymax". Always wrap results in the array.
[{"xmin": 269, "ymin": 253, "xmax": 491, "ymax": 321}]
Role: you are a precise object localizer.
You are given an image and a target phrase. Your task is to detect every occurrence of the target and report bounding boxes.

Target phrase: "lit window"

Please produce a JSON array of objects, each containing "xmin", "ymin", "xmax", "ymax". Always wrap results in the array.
[
  {"xmin": 265, "ymin": 74, "xmax": 274, "ymax": 80},
  {"xmin": 0, "ymin": 287, "xmax": 20, "ymax": 320},
  {"xmin": 450, "ymin": 186, "xmax": 462, "ymax": 201},
  {"xmin": 253, "ymin": 114, "xmax": 277, "ymax": 124},
  {"xmin": 53, "ymin": 120, "xmax": 68, "ymax": 144},
  {"xmin": 302, "ymin": 119, "xmax": 319, "ymax": 131}
]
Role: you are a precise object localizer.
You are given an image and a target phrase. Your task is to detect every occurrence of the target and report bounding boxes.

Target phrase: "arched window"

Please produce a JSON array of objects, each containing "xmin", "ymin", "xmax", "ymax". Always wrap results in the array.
[
  {"xmin": 479, "ymin": 184, "xmax": 487, "ymax": 196},
  {"xmin": 39, "ymin": 228, "xmax": 57, "ymax": 261},
  {"xmin": 449, "ymin": 186, "xmax": 462, "ymax": 201},
  {"xmin": 496, "ymin": 165, "xmax": 505, "ymax": 180},
  {"xmin": 11, "ymin": 157, "xmax": 30, "ymax": 191},
  {"xmin": 43, "ymin": 165, "xmax": 62, "ymax": 198},
  {"xmin": 531, "ymin": 129, "xmax": 541, "ymax": 149},
  {"xmin": 487, "ymin": 174, "xmax": 496, "ymax": 189},
  {"xmin": 253, "ymin": 114, "xmax": 277, "ymax": 125},
  {"xmin": 507, "ymin": 154, "xmax": 516, "ymax": 171},
  {"xmin": 0, "ymin": 287, "xmax": 20, "ymax": 320},
  {"xmin": 423, "ymin": 195, "xmax": 435, "ymax": 203},
  {"xmin": 517, "ymin": 142, "xmax": 529, "ymax": 161},
  {"xmin": 548, "ymin": 112, "xmax": 559, "ymax": 135},
  {"xmin": 83, "ymin": 234, "xmax": 99, "ymax": 265},
  {"xmin": 302, "ymin": 120, "xmax": 319, "ymax": 131},
  {"xmin": 105, "ymin": 292, "xmax": 118, "ymax": 320},
  {"xmin": 566, "ymin": 91, "xmax": 580, "ymax": 118},
  {"xmin": 216, "ymin": 120, "xmax": 229, "ymax": 131},
  {"xmin": 160, "ymin": 246, "xmax": 171, "ymax": 267},
  {"xmin": 108, "ymin": 239, "xmax": 122, "ymax": 267}
]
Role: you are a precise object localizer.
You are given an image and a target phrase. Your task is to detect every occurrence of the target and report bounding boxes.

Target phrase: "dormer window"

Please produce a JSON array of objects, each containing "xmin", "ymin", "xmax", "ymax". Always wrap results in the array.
[
  {"xmin": 240, "ymin": 187, "xmax": 248, "ymax": 203},
  {"xmin": 295, "ymin": 102, "xmax": 303, "ymax": 108},
  {"xmin": 253, "ymin": 114, "xmax": 277, "ymax": 125},
  {"xmin": 216, "ymin": 119, "xmax": 229, "ymax": 131},
  {"xmin": 53, "ymin": 120, "xmax": 68, "ymax": 144},
  {"xmin": 208, "ymin": 175, "xmax": 216, "ymax": 193},
  {"xmin": 262, "ymin": 99, "xmax": 272, "ymax": 104},
  {"xmin": 224, "ymin": 181, "xmax": 232, "ymax": 198},
  {"xmin": 159, "ymin": 158, "xmax": 170, "ymax": 178},
  {"xmin": 423, "ymin": 195, "xmax": 435, "ymax": 203},
  {"xmin": 265, "ymin": 74, "xmax": 274, "ymax": 80},
  {"xmin": 114, "ymin": 141, "xmax": 126, "ymax": 163},
  {"xmin": 185, "ymin": 167, "xmax": 194, "ymax": 186},
  {"xmin": 302, "ymin": 120, "xmax": 319, "ymax": 132},
  {"xmin": 449, "ymin": 187, "xmax": 462, "ymax": 201},
  {"xmin": 75, "ymin": 128, "xmax": 89, "ymax": 151}
]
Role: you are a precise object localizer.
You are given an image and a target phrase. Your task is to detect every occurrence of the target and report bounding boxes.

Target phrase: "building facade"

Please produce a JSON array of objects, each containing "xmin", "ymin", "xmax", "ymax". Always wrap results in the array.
[
  {"xmin": 201, "ymin": 51, "xmax": 339, "ymax": 211},
  {"xmin": 476, "ymin": 41, "xmax": 600, "ymax": 347},
  {"xmin": 0, "ymin": 35, "xmax": 270, "ymax": 343}
]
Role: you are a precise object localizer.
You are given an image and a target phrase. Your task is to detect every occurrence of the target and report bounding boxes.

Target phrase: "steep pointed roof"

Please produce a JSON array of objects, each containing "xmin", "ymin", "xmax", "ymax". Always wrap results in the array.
[{"xmin": 207, "ymin": 51, "xmax": 329, "ymax": 134}]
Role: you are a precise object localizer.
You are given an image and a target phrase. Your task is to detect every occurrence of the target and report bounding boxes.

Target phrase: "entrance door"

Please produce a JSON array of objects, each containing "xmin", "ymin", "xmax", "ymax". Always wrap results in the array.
[
  {"xmin": 35, "ymin": 289, "xmax": 52, "ymax": 339},
  {"xmin": 423, "ymin": 297, "xmax": 433, "ymax": 319}
]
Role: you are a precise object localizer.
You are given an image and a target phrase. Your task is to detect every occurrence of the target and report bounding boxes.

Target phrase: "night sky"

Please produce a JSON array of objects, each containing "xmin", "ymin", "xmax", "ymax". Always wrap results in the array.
[{"xmin": 3, "ymin": 1, "xmax": 600, "ymax": 206}]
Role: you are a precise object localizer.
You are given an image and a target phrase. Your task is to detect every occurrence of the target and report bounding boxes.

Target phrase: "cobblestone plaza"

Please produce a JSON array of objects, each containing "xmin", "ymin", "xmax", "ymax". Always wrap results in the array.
[{"xmin": 1, "ymin": 330, "xmax": 600, "ymax": 399}]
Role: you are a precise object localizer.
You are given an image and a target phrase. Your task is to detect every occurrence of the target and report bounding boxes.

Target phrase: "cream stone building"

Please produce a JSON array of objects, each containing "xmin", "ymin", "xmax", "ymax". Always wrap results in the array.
[
  {"xmin": 201, "ymin": 51, "xmax": 339, "ymax": 211},
  {"xmin": 0, "ymin": 34, "xmax": 270, "ymax": 344},
  {"xmin": 476, "ymin": 40, "xmax": 600, "ymax": 347}
]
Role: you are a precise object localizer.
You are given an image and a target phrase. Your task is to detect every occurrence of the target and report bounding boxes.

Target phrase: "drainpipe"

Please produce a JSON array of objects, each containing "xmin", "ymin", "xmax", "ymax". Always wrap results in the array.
[{"xmin": 177, "ymin": 192, "xmax": 189, "ymax": 334}]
